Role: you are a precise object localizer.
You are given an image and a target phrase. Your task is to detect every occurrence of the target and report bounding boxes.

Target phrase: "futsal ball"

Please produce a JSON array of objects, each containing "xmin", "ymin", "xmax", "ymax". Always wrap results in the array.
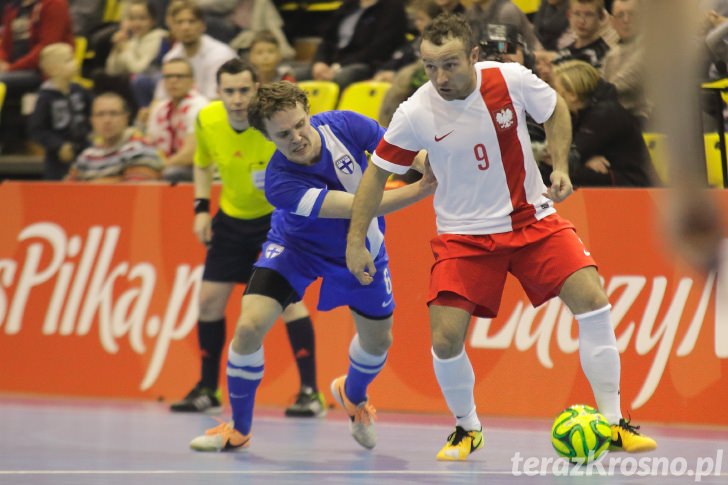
[{"xmin": 551, "ymin": 404, "xmax": 612, "ymax": 463}]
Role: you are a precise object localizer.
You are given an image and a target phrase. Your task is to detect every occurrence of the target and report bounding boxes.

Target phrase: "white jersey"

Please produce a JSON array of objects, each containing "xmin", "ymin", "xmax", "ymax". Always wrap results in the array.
[{"xmin": 372, "ymin": 61, "xmax": 557, "ymax": 235}]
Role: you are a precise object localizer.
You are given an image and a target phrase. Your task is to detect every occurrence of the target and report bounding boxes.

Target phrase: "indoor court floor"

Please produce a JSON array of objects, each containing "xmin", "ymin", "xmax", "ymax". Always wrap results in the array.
[{"xmin": 1, "ymin": 394, "xmax": 727, "ymax": 484}]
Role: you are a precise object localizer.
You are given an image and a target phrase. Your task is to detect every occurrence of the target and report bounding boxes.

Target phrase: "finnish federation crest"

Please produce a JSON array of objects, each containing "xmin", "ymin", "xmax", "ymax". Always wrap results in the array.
[
  {"xmin": 335, "ymin": 155, "xmax": 355, "ymax": 174},
  {"xmin": 264, "ymin": 243, "xmax": 284, "ymax": 259},
  {"xmin": 494, "ymin": 105, "xmax": 515, "ymax": 130}
]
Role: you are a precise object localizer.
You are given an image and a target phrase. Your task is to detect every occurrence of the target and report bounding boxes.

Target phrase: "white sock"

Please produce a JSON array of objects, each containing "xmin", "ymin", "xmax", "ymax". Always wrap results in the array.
[
  {"xmin": 432, "ymin": 348, "xmax": 481, "ymax": 431},
  {"xmin": 576, "ymin": 305, "xmax": 622, "ymax": 424},
  {"xmin": 228, "ymin": 343, "xmax": 264, "ymax": 368}
]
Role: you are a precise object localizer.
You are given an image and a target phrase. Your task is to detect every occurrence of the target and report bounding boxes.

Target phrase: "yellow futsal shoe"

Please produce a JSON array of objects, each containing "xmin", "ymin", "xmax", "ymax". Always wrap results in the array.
[
  {"xmin": 189, "ymin": 419, "xmax": 251, "ymax": 452},
  {"xmin": 610, "ymin": 418, "xmax": 657, "ymax": 453},
  {"xmin": 330, "ymin": 375, "xmax": 377, "ymax": 449},
  {"xmin": 436, "ymin": 426, "xmax": 484, "ymax": 461}
]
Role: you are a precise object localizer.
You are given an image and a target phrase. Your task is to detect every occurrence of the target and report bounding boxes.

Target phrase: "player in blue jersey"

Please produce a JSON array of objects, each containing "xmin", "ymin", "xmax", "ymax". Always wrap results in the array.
[{"xmin": 189, "ymin": 81, "xmax": 435, "ymax": 452}]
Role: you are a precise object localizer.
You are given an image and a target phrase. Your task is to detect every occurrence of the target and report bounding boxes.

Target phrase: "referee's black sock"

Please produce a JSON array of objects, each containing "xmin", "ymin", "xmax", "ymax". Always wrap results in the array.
[
  {"xmin": 285, "ymin": 316, "xmax": 318, "ymax": 392},
  {"xmin": 198, "ymin": 318, "xmax": 226, "ymax": 391}
]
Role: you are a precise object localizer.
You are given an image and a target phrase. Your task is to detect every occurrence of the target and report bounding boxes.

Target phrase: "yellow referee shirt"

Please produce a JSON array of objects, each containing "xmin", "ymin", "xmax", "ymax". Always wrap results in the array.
[{"xmin": 194, "ymin": 101, "xmax": 275, "ymax": 220}]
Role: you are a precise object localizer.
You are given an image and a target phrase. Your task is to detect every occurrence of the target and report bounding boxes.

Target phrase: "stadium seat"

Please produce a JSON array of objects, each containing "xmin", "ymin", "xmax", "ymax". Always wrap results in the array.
[
  {"xmin": 642, "ymin": 132, "xmax": 668, "ymax": 184},
  {"xmin": 513, "ymin": 0, "xmax": 541, "ymax": 15},
  {"xmin": 703, "ymin": 133, "xmax": 727, "ymax": 188},
  {"xmin": 0, "ymin": 82, "xmax": 6, "ymax": 114},
  {"xmin": 336, "ymin": 81, "xmax": 391, "ymax": 120},
  {"xmin": 298, "ymin": 81, "xmax": 340, "ymax": 114},
  {"xmin": 103, "ymin": 0, "xmax": 123, "ymax": 22},
  {"xmin": 74, "ymin": 37, "xmax": 93, "ymax": 89}
]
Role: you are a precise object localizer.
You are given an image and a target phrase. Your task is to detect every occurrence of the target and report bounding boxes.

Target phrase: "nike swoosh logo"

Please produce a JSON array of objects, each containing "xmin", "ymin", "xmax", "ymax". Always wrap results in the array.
[
  {"xmin": 381, "ymin": 297, "xmax": 394, "ymax": 307},
  {"xmin": 471, "ymin": 436, "xmax": 483, "ymax": 451},
  {"xmin": 230, "ymin": 393, "xmax": 249, "ymax": 399},
  {"xmin": 434, "ymin": 130, "xmax": 454, "ymax": 142},
  {"xmin": 584, "ymin": 249, "xmax": 591, "ymax": 256}
]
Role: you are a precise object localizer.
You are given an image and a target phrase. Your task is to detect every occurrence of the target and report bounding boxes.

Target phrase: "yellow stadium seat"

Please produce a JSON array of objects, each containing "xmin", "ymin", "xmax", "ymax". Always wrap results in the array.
[
  {"xmin": 74, "ymin": 37, "xmax": 93, "ymax": 89},
  {"xmin": 703, "ymin": 133, "xmax": 728, "ymax": 187},
  {"xmin": 513, "ymin": 0, "xmax": 541, "ymax": 14},
  {"xmin": 298, "ymin": 81, "xmax": 340, "ymax": 115},
  {"xmin": 337, "ymin": 81, "xmax": 392, "ymax": 120},
  {"xmin": 0, "ymin": 82, "xmax": 6, "ymax": 113},
  {"xmin": 103, "ymin": 0, "xmax": 123, "ymax": 22},
  {"xmin": 642, "ymin": 132, "xmax": 668, "ymax": 184},
  {"xmin": 74, "ymin": 37, "xmax": 87, "ymax": 68}
]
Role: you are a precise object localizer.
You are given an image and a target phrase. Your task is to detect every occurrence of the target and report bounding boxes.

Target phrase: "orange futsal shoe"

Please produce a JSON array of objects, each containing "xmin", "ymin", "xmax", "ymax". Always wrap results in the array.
[
  {"xmin": 189, "ymin": 419, "xmax": 251, "ymax": 452},
  {"xmin": 330, "ymin": 375, "xmax": 377, "ymax": 449}
]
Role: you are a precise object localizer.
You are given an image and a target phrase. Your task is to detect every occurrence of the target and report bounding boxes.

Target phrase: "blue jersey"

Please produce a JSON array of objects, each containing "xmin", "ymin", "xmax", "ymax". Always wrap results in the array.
[{"xmin": 265, "ymin": 110, "xmax": 387, "ymax": 262}]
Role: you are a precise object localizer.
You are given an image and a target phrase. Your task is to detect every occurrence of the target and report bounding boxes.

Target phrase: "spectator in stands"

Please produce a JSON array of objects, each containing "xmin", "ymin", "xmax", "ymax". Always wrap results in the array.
[
  {"xmin": 533, "ymin": 0, "xmax": 570, "ymax": 51},
  {"xmin": 466, "ymin": 0, "xmax": 541, "ymax": 53},
  {"xmin": 601, "ymin": 0, "xmax": 649, "ymax": 126},
  {"xmin": 197, "ymin": 0, "xmax": 295, "ymax": 60},
  {"xmin": 106, "ymin": 0, "xmax": 167, "ymax": 77},
  {"xmin": 372, "ymin": 0, "xmax": 440, "ymax": 84},
  {"xmin": 69, "ymin": 92, "xmax": 163, "ymax": 182},
  {"xmin": 0, "ymin": 0, "xmax": 74, "ymax": 154},
  {"xmin": 248, "ymin": 30, "xmax": 295, "ymax": 85},
  {"xmin": 549, "ymin": 59, "xmax": 654, "ymax": 187},
  {"xmin": 301, "ymin": 0, "xmax": 409, "ymax": 90},
  {"xmin": 28, "ymin": 43, "xmax": 92, "ymax": 180},
  {"xmin": 553, "ymin": 0, "xmax": 611, "ymax": 67},
  {"xmin": 146, "ymin": 58, "xmax": 207, "ymax": 182},
  {"xmin": 157, "ymin": 0, "xmax": 237, "ymax": 100},
  {"xmin": 94, "ymin": 0, "xmax": 168, "ymax": 118}
]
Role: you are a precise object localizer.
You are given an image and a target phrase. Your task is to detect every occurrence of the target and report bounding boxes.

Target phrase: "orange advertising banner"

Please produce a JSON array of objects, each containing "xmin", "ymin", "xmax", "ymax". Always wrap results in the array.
[{"xmin": 0, "ymin": 182, "xmax": 726, "ymax": 425}]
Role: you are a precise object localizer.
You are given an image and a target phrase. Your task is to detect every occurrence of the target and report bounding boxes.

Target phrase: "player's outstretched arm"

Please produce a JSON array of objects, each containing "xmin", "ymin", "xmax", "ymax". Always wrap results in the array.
[
  {"xmin": 543, "ymin": 94, "xmax": 574, "ymax": 202},
  {"xmin": 346, "ymin": 164, "xmax": 391, "ymax": 285},
  {"xmin": 318, "ymin": 155, "xmax": 436, "ymax": 218}
]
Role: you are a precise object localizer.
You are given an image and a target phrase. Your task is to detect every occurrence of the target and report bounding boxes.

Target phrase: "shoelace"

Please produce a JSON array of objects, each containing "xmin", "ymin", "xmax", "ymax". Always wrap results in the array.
[
  {"xmin": 447, "ymin": 426, "xmax": 470, "ymax": 446},
  {"xmin": 617, "ymin": 418, "xmax": 642, "ymax": 436},
  {"xmin": 353, "ymin": 403, "xmax": 377, "ymax": 425}
]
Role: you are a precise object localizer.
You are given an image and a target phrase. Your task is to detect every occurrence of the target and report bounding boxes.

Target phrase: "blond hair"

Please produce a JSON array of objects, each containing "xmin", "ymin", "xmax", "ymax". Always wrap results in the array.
[
  {"xmin": 39, "ymin": 42, "xmax": 73, "ymax": 73},
  {"xmin": 553, "ymin": 59, "xmax": 601, "ymax": 102}
]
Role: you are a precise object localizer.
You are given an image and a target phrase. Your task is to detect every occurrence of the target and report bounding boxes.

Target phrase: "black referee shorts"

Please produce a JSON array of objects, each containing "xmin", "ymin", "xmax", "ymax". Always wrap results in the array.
[{"xmin": 202, "ymin": 210, "xmax": 271, "ymax": 284}]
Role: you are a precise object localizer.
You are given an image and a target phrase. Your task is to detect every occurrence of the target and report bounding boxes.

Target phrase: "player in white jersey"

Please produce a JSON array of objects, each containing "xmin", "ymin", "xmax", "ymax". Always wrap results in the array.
[{"xmin": 346, "ymin": 14, "xmax": 657, "ymax": 461}]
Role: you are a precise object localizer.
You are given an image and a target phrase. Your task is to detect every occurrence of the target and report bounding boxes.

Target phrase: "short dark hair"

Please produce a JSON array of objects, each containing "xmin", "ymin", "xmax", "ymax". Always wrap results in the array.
[
  {"xmin": 250, "ymin": 29, "xmax": 280, "ymax": 50},
  {"xmin": 92, "ymin": 91, "xmax": 130, "ymax": 114},
  {"xmin": 248, "ymin": 81, "xmax": 309, "ymax": 136},
  {"xmin": 422, "ymin": 14, "xmax": 476, "ymax": 54},
  {"xmin": 216, "ymin": 57, "xmax": 258, "ymax": 85},
  {"xmin": 167, "ymin": 0, "xmax": 203, "ymax": 21}
]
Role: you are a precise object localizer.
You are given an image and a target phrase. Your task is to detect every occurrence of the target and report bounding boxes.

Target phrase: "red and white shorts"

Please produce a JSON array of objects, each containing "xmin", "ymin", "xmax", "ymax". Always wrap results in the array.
[{"xmin": 427, "ymin": 214, "xmax": 596, "ymax": 318}]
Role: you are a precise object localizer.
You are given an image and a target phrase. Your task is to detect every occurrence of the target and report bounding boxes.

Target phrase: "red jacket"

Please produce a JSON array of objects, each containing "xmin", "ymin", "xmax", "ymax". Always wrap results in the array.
[{"xmin": 0, "ymin": 0, "xmax": 75, "ymax": 71}]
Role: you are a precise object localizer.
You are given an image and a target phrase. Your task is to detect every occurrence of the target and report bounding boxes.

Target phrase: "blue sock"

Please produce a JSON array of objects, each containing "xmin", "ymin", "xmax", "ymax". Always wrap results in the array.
[
  {"xmin": 227, "ymin": 343, "xmax": 264, "ymax": 435},
  {"xmin": 344, "ymin": 335, "xmax": 387, "ymax": 405}
]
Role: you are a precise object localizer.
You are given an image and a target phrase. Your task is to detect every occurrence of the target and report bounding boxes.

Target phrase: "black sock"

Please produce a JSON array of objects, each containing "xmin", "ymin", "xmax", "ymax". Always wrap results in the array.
[
  {"xmin": 285, "ymin": 316, "xmax": 317, "ymax": 392},
  {"xmin": 198, "ymin": 318, "xmax": 225, "ymax": 391}
]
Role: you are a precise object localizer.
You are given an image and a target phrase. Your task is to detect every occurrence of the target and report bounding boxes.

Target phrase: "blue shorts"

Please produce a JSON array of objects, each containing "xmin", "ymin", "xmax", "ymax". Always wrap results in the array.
[{"xmin": 254, "ymin": 241, "xmax": 395, "ymax": 318}]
